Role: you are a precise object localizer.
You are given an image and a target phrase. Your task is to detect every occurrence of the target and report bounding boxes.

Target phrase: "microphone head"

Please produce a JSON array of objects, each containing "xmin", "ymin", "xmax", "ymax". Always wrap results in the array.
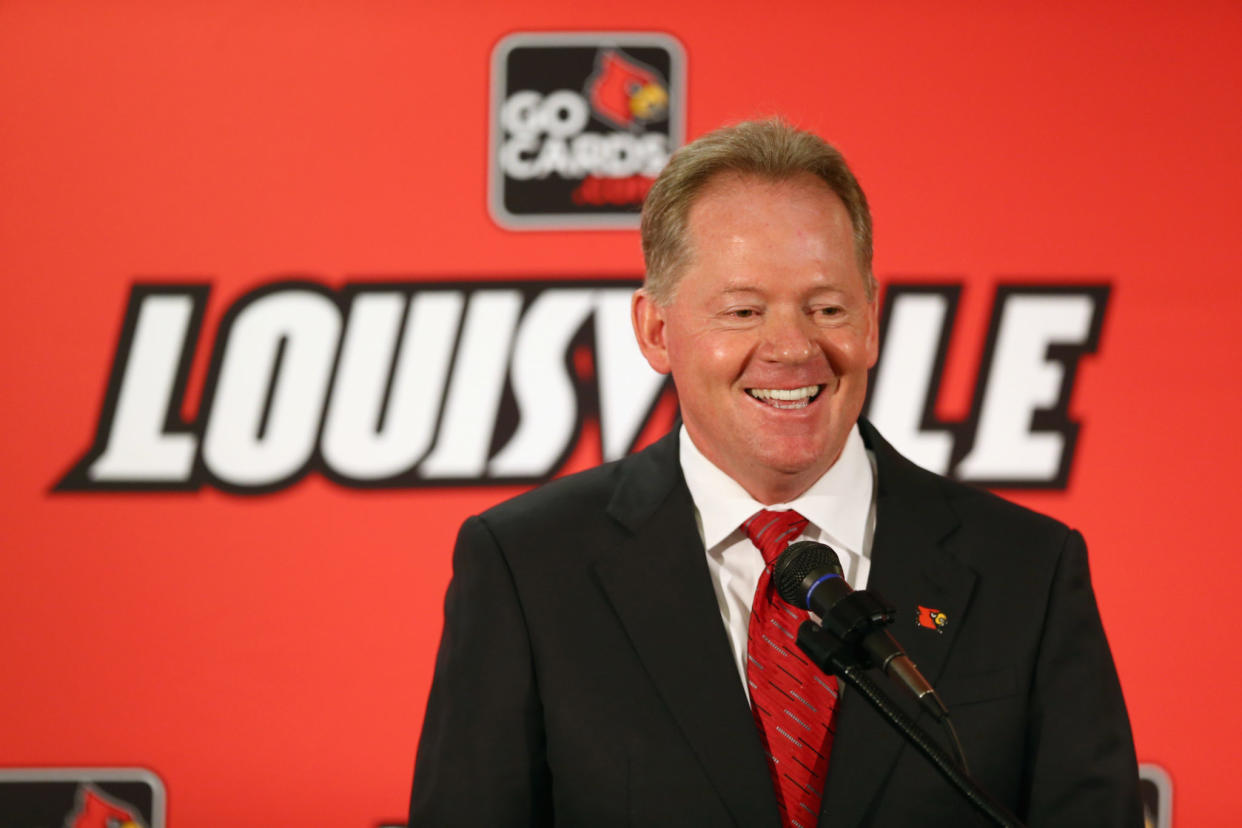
[{"xmin": 774, "ymin": 540, "xmax": 844, "ymax": 607}]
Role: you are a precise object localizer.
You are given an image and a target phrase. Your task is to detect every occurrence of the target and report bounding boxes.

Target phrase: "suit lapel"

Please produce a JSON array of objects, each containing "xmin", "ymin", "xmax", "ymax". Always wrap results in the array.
[
  {"xmin": 593, "ymin": 432, "xmax": 782, "ymax": 828},
  {"xmin": 819, "ymin": 422, "xmax": 977, "ymax": 826}
]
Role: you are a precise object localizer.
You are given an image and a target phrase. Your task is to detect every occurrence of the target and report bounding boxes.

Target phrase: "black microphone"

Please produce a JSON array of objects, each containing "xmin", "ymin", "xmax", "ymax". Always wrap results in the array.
[{"xmin": 774, "ymin": 540, "xmax": 949, "ymax": 722}]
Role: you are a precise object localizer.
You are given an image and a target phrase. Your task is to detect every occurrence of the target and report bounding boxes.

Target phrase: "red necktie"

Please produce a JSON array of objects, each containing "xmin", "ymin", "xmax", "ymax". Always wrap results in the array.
[{"xmin": 744, "ymin": 509, "xmax": 839, "ymax": 828}]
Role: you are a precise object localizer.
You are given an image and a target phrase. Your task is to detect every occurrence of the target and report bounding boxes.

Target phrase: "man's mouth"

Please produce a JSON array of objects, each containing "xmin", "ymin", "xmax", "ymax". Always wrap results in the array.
[{"xmin": 746, "ymin": 385, "xmax": 822, "ymax": 410}]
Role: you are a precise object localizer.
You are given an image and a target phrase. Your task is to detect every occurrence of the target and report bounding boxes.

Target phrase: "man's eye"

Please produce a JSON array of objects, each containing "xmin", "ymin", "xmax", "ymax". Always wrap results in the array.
[
  {"xmin": 816, "ymin": 306, "xmax": 843, "ymax": 317},
  {"xmin": 731, "ymin": 308, "xmax": 756, "ymax": 318}
]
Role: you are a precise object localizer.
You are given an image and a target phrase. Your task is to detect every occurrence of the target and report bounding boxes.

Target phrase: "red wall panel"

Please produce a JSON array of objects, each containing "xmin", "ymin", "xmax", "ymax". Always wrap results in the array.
[{"xmin": 2, "ymin": 2, "xmax": 1239, "ymax": 824}]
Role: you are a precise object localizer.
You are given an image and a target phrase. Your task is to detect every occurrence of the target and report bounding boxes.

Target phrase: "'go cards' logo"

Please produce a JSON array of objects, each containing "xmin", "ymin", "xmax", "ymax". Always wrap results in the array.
[{"xmin": 489, "ymin": 32, "xmax": 686, "ymax": 229}]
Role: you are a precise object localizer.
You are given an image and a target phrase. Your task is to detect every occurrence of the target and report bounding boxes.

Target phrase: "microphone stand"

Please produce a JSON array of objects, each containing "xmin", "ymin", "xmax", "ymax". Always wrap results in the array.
[{"xmin": 797, "ymin": 602, "xmax": 1025, "ymax": 828}]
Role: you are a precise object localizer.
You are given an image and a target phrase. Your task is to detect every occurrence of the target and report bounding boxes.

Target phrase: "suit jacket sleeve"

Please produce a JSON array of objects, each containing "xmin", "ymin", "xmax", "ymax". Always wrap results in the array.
[
  {"xmin": 1024, "ymin": 529, "xmax": 1141, "ymax": 826},
  {"xmin": 408, "ymin": 515, "xmax": 552, "ymax": 827}
]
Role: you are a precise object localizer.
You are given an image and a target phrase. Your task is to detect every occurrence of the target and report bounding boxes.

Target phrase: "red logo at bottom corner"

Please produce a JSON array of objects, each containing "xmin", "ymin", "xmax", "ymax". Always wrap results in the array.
[
  {"xmin": 68, "ymin": 785, "xmax": 145, "ymax": 828},
  {"xmin": 0, "ymin": 768, "xmax": 164, "ymax": 828}
]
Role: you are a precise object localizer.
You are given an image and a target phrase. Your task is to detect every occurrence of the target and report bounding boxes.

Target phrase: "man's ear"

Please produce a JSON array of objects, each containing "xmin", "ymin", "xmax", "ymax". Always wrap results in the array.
[
  {"xmin": 631, "ymin": 288, "xmax": 671, "ymax": 374},
  {"xmin": 864, "ymin": 295, "xmax": 880, "ymax": 369}
]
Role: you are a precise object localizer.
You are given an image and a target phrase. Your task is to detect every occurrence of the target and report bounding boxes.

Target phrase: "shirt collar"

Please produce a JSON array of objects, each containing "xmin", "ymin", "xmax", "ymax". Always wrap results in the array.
[{"xmin": 679, "ymin": 423, "xmax": 875, "ymax": 558}]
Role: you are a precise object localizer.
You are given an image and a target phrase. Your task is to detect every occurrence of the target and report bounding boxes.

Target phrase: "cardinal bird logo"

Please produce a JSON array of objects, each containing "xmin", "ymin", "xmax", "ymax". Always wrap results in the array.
[
  {"xmin": 65, "ymin": 785, "xmax": 145, "ymax": 828},
  {"xmin": 585, "ymin": 50, "xmax": 669, "ymax": 130},
  {"xmin": 916, "ymin": 605, "xmax": 948, "ymax": 633}
]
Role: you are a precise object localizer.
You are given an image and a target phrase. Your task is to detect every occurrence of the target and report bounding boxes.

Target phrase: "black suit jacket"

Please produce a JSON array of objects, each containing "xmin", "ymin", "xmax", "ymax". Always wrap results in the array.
[{"xmin": 409, "ymin": 422, "xmax": 1140, "ymax": 826}]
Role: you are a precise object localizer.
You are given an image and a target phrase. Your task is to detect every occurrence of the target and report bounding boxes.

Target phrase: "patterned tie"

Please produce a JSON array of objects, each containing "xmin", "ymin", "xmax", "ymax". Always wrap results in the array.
[{"xmin": 744, "ymin": 509, "xmax": 839, "ymax": 828}]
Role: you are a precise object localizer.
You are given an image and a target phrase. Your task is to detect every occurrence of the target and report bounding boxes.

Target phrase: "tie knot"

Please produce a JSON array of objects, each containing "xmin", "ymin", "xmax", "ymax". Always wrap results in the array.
[{"xmin": 743, "ymin": 509, "xmax": 808, "ymax": 564}]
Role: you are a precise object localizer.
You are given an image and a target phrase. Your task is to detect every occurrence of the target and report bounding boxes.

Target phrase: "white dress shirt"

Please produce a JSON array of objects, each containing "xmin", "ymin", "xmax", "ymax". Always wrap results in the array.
[{"xmin": 679, "ymin": 424, "xmax": 878, "ymax": 692}]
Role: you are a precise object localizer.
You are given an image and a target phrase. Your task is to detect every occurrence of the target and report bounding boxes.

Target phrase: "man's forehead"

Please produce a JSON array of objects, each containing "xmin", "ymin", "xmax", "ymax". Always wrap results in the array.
[{"xmin": 684, "ymin": 173, "xmax": 852, "ymax": 250}]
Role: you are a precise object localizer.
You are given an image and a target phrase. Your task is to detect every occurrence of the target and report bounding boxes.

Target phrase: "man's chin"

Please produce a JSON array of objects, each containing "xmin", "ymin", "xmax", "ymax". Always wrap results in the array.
[{"xmin": 748, "ymin": 445, "xmax": 835, "ymax": 480}]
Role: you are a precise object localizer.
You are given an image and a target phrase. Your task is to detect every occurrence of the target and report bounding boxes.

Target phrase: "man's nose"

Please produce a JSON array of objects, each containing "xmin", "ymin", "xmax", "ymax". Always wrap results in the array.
[{"xmin": 760, "ymin": 312, "xmax": 816, "ymax": 363}]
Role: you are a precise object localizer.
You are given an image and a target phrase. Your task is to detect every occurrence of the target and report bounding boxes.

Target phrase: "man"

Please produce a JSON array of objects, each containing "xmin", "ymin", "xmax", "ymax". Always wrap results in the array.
[{"xmin": 409, "ymin": 119, "xmax": 1140, "ymax": 826}]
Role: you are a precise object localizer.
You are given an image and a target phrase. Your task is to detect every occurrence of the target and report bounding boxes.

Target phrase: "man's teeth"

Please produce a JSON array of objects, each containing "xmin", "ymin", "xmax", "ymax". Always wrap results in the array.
[{"xmin": 748, "ymin": 385, "xmax": 821, "ymax": 408}]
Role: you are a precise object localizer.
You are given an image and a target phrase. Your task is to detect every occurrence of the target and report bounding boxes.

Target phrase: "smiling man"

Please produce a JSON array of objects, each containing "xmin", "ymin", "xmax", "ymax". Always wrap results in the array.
[
  {"xmin": 410, "ymin": 120, "xmax": 1141, "ymax": 827},
  {"xmin": 632, "ymin": 169, "xmax": 877, "ymax": 506}
]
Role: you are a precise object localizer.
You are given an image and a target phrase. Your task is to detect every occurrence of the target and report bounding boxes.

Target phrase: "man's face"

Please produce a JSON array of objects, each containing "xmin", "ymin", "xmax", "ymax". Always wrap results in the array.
[{"xmin": 633, "ymin": 172, "xmax": 878, "ymax": 503}]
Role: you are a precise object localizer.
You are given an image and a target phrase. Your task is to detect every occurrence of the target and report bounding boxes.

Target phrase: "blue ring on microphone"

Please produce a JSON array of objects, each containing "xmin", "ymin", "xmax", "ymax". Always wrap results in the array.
[{"xmin": 804, "ymin": 573, "xmax": 841, "ymax": 610}]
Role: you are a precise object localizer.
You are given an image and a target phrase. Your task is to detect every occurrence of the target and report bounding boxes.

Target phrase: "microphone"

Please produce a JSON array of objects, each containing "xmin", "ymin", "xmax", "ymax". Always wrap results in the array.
[{"xmin": 774, "ymin": 540, "xmax": 949, "ymax": 722}]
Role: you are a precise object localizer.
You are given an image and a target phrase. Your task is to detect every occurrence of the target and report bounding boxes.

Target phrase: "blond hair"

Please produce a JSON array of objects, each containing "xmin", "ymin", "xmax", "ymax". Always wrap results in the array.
[{"xmin": 640, "ymin": 118, "xmax": 874, "ymax": 304}]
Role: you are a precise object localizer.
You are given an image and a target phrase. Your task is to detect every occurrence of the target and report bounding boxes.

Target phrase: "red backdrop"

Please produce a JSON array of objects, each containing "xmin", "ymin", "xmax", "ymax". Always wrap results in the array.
[{"xmin": 2, "ymin": 2, "xmax": 1239, "ymax": 825}]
